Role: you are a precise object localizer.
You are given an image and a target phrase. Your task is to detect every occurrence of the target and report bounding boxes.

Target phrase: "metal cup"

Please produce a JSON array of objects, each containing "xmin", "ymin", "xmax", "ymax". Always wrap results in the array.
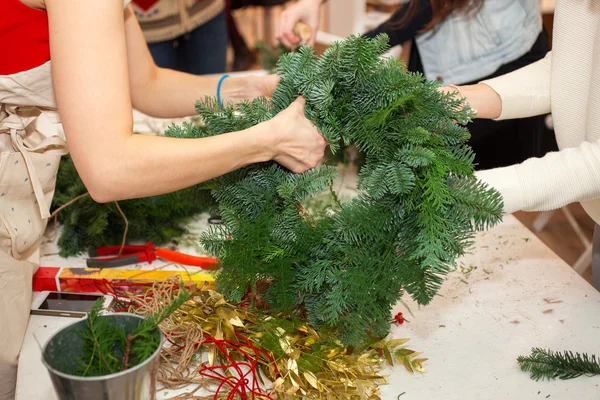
[{"xmin": 42, "ymin": 313, "xmax": 163, "ymax": 400}]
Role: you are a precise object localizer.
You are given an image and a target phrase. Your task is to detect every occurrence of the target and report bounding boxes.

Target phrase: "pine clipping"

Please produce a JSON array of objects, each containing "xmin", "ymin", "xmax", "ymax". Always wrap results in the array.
[
  {"xmin": 165, "ymin": 35, "xmax": 503, "ymax": 346},
  {"xmin": 51, "ymin": 155, "xmax": 216, "ymax": 257},
  {"xmin": 518, "ymin": 348, "xmax": 600, "ymax": 381},
  {"xmin": 76, "ymin": 288, "xmax": 190, "ymax": 377}
]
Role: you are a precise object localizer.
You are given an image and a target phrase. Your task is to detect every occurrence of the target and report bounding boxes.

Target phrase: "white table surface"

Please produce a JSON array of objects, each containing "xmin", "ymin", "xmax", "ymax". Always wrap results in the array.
[{"xmin": 17, "ymin": 214, "xmax": 600, "ymax": 399}]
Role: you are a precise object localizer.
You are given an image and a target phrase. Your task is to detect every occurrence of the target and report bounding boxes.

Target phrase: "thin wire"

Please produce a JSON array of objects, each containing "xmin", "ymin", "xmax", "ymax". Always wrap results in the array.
[{"xmin": 113, "ymin": 201, "xmax": 129, "ymax": 255}]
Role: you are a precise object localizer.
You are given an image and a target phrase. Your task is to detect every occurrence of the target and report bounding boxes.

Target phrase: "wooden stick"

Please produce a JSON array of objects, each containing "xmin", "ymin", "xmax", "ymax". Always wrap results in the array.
[{"xmin": 293, "ymin": 22, "xmax": 313, "ymax": 42}]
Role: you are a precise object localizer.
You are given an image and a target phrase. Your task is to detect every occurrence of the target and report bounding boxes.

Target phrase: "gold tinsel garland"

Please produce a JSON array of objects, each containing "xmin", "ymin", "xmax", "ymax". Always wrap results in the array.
[{"xmin": 121, "ymin": 281, "xmax": 426, "ymax": 399}]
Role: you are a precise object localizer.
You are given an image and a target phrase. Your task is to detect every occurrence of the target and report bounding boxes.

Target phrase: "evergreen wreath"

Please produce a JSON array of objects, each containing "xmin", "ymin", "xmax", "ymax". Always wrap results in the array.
[{"xmin": 166, "ymin": 34, "xmax": 503, "ymax": 346}]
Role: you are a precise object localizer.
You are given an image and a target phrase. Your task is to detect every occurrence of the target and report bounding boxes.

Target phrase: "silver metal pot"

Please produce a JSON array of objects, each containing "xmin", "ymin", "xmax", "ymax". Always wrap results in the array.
[{"xmin": 42, "ymin": 313, "xmax": 163, "ymax": 400}]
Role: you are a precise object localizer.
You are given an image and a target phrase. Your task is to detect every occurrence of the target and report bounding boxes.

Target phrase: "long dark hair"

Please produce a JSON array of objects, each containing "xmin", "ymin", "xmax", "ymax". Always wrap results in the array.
[{"xmin": 398, "ymin": 0, "xmax": 484, "ymax": 31}]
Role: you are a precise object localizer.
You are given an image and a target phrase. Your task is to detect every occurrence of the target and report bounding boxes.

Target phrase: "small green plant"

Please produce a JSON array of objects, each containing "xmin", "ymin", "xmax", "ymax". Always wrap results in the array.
[
  {"xmin": 76, "ymin": 288, "xmax": 190, "ymax": 376},
  {"xmin": 518, "ymin": 348, "xmax": 600, "ymax": 381}
]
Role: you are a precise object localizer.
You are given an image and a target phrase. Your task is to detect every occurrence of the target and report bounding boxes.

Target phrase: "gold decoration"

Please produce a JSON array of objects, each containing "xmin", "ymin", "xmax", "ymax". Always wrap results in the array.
[{"xmin": 126, "ymin": 280, "xmax": 426, "ymax": 399}]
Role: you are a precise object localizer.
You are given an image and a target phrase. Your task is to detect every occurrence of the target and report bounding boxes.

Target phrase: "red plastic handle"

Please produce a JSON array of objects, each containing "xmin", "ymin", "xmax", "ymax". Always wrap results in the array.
[
  {"xmin": 156, "ymin": 248, "xmax": 219, "ymax": 269},
  {"xmin": 91, "ymin": 243, "xmax": 154, "ymax": 257}
]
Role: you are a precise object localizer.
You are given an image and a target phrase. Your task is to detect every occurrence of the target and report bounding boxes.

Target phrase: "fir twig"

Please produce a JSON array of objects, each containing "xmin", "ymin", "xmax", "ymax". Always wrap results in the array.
[
  {"xmin": 122, "ymin": 285, "xmax": 191, "ymax": 370},
  {"xmin": 75, "ymin": 286, "xmax": 190, "ymax": 376},
  {"xmin": 123, "ymin": 333, "xmax": 134, "ymax": 371},
  {"xmin": 518, "ymin": 348, "xmax": 600, "ymax": 381},
  {"xmin": 86, "ymin": 301, "xmax": 114, "ymax": 374}
]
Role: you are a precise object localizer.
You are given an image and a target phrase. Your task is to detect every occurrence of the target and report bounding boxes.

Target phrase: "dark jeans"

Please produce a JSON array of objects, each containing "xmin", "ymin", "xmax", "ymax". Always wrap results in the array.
[
  {"xmin": 148, "ymin": 12, "xmax": 228, "ymax": 75},
  {"xmin": 410, "ymin": 30, "xmax": 556, "ymax": 170}
]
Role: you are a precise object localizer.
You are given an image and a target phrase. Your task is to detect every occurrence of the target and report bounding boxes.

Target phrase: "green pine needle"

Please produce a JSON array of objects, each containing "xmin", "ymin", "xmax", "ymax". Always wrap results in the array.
[{"xmin": 518, "ymin": 347, "xmax": 600, "ymax": 381}]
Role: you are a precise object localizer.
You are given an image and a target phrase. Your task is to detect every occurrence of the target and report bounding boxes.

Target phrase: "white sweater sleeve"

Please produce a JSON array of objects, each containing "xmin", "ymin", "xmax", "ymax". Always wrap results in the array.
[
  {"xmin": 477, "ymin": 138, "xmax": 600, "ymax": 214},
  {"xmin": 480, "ymin": 52, "xmax": 552, "ymax": 120}
]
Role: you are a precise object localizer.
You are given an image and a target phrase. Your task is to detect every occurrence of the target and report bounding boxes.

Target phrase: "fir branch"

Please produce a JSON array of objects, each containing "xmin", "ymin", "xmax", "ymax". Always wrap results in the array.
[
  {"xmin": 518, "ymin": 348, "xmax": 600, "ymax": 381},
  {"xmin": 75, "ymin": 287, "xmax": 189, "ymax": 376},
  {"xmin": 124, "ymin": 286, "xmax": 190, "ymax": 370},
  {"xmin": 85, "ymin": 300, "xmax": 115, "ymax": 374},
  {"xmin": 77, "ymin": 299, "xmax": 125, "ymax": 376}
]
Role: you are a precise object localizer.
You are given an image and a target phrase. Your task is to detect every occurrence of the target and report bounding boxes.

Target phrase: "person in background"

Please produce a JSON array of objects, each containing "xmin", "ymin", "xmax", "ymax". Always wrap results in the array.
[
  {"xmin": 0, "ymin": 1, "xmax": 327, "ymax": 398},
  {"xmin": 440, "ymin": 0, "xmax": 600, "ymax": 288},
  {"xmin": 132, "ymin": 0, "xmax": 229, "ymax": 74},
  {"xmin": 228, "ymin": 0, "xmax": 292, "ymax": 71},
  {"xmin": 278, "ymin": 0, "xmax": 554, "ymax": 170},
  {"xmin": 227, "ymin": 0, "xmax": 257, "ymax": 71}
]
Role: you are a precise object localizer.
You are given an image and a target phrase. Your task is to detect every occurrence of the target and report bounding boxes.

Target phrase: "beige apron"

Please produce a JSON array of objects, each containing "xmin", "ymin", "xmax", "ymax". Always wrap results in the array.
[{"xmin": 0, "ymin": 61, "xmax": 68, "ymax": 400}]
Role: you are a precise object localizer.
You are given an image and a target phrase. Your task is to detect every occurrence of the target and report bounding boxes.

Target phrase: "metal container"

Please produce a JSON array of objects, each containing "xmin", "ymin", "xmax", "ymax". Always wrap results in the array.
[{"xmin": 42, "ymin": 313, "xmax": 163, "ymax": 400}]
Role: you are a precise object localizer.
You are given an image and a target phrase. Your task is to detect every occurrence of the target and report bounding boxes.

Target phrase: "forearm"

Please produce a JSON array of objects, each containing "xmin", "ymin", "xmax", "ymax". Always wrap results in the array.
[
  {"xmin": 49, "ymin": 0, "xmax": 324, "ymax": 204},
  {"xmin": 443, "ymin": 52, "xmax": 552, "ymax": 121},
  {"xmin": 131, "ymin": 68, "xmax": 271, "ymax": 118},
  {"xmin": 449, "ymin": 83, "xmax": 503, "ymax": 120},
  {"xmin": 79, "ymin": 123, "xmax": 273, "ymax": 203},
  {"xmin": 477, "ymin": 138, "xmax": 600, "ymax": 215}
]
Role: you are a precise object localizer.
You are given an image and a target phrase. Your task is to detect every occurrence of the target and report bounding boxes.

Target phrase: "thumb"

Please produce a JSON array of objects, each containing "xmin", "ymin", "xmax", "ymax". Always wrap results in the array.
[
  {"xmin": 290, "ymin": 96, "xmax": 306, "ymax": 112},
  {"xmin": 294, "ymin": 96, "xmax": 306, "ymax": 107}
]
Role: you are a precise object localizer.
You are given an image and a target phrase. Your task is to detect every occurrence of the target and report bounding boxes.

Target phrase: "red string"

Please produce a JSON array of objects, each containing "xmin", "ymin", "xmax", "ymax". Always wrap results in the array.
[{"xmin": 199, "ymin": 334, "xmax": 275, "ymax": 400}]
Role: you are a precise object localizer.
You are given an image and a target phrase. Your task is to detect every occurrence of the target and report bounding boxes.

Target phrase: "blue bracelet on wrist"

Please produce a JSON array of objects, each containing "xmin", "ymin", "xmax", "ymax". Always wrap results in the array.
[{"xmin": 216, "ymin": 74, "xmax": 230, "ymax": 109}]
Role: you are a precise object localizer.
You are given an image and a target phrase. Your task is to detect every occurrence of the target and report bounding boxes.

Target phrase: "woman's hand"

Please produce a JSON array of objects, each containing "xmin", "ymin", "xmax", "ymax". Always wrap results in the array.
[
  {"xmin": 265, "ymin": 97, "xmax": 328, "ymax": 173},
  {"xmin": 277, "ymin": 0, "xmax": 322, "ymax": 49}
]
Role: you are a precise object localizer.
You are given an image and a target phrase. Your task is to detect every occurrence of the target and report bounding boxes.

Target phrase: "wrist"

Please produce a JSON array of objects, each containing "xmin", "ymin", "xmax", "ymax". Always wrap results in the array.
[
  {"xmin": 459, "ymin": 84, "xmax": 502, "ymax": 120},
  {"xmin": 447, "ymin": 84, "xmax": 477, "ymax": 121},
  {"xmin": 245, "ymin": 120, "xmax": 278, "ymax": 163},
  {"xmin": 219, "ymin": 75, "xmax": 274, "ymax": 104},
  {"xmin": 218, "ymin": 76, "xmax": 255, "ymax": 105}
]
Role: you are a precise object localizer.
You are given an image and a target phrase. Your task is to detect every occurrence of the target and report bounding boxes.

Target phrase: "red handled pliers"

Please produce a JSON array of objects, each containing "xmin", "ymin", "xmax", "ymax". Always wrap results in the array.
[{"xmin": 86, "ymin": 242, "xmax": 219, "ymax": 270}]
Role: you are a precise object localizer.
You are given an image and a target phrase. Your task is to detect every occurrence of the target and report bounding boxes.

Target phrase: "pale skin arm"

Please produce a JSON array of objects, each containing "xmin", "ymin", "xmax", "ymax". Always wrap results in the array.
[
  {"xmin": 123, "ymin": 10, "xmax": 278, "ymax": 118},
  {"xmin": 42, "ymin": 0, "xmax": 326, "ymax": 203},
  {"xmin": 439, "ymin": 84, "xmax": 503, "ymax": 120}
]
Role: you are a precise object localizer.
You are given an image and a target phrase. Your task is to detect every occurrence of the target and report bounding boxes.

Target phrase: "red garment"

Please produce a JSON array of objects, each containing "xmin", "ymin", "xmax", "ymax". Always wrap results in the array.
[
  {"xmin": 131, "ymin": 0, "xmax": 160, "ymax": 11},
  {"xmin": 0, "ymin": 1, "xmax": 50, "ymax": 75}
]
